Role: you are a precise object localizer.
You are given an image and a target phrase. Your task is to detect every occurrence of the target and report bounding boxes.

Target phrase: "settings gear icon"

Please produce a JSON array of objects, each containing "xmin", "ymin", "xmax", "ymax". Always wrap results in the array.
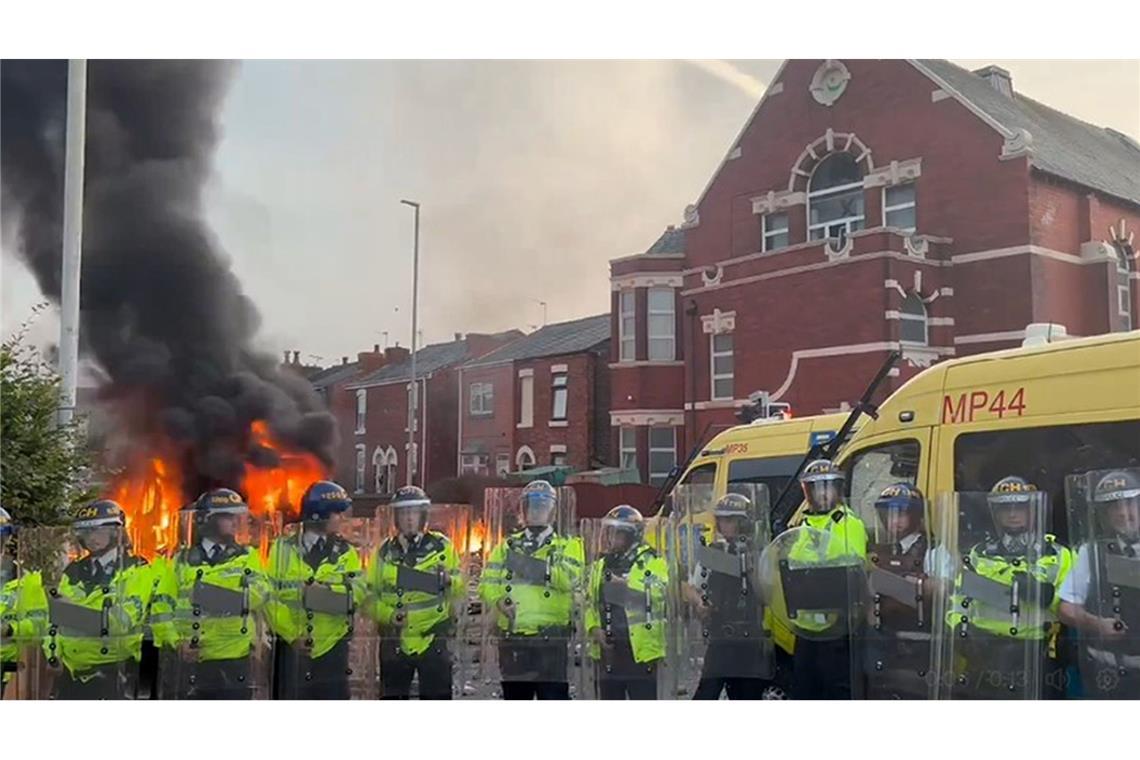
[{"xmin": 1095, "ymin": 667, "xmax": 1120, "ymax": 693}]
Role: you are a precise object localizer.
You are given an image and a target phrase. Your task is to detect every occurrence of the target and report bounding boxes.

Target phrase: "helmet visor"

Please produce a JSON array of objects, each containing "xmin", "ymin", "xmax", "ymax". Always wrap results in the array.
[
  {"xmin": 521, "ymin": 492, "xmax": 556, "ymax": 527},
  {"xmin": 803, "ymin": 480, "xmax": 841, "ymax": 512}
]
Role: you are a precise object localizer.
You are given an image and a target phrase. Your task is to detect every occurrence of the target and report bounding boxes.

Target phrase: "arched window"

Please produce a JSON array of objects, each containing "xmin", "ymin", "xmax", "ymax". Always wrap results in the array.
[
  {"xmin": 516, "ymin": 446, "xmax": 536, "ymax": 470},
  {"xmin": 808, "ymin": 153, "xmax": 865, "ymax": 242},
  {"xmin": 373, "ymin": 446, "xmax": 399, "ymax": 494},
  {"xmin": 900, "ymin": 292, "xmax": 928, "ymax": 346},
  {"xmin": 1114, "ymin": 240, "xmax": 1134, "ymax": 332}
]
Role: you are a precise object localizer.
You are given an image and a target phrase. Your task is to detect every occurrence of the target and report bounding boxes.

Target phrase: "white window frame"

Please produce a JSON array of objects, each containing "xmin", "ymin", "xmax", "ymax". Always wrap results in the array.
[
  {"xmin": 516, "ymin": 446, "xmax": 537, "ymax": 470},
  {"xmin": 354, "ymin": 444, "xmax": 367, "ymax": 494},
  {"xmin": 710, "ymin": 333, "xmax": 734, "ymax": 401},
  {"xmin": 469, "ymin": 381, "xmax": 494, "ymax": 417},
  {"xmin": 883, "ymin": 183, "xmax": 917, "ymax": 233},
  {"xmin": 354, "ymin": 389, "xmax": 367, "ymax": 434},
  {"xmin": 460, "ymin": 453, "xmax": 489, "ymax": 476},
  {"xmin": 648, "ymin": 426, "xmax": 677, "ymax": 487},
  {"xmin": 518, "ymin": 374, "xmax": 534, "ymax": 428},
  {"xmin": 551, "ymin": 372, "xmax": 568, "ymax": 421},
  {"xmin": 762, "ymin": 211, "xmax": 790, "ymax": 252},
  {"xmin": 899, "ymin": 292, "xmax": 929, "ymax": 346},
  {"xmin": 807, "ymin": 154, "xmax": 866, "ymax": 242},
  {"xmin": 495, "ymin": 452, "xmax": 511, "ymax": 476},
  {"xmin": 619, "ymin": 427, "xmax": 638, "ymax": 474},
  {"xmin": 647, "ymin": 287, "xmax": 676, "ymax": 361},
  {"xmin": 618, "ymin": 289, "xmax": 636, "ymax": 361}
]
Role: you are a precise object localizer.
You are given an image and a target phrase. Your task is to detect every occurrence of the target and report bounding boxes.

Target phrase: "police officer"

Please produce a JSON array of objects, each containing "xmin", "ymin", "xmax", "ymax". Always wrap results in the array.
[
  {"xmin": 45, "ymin": 499, "xmax": 155, "ymax": 699},
  {"xmin": 152, "ymin": 488, "xmax": 270, "ymax": 699},
  {"xmin": 785, "ymin": 459, "xmax": 867, "ymax": 700},
  {"xmin": 585, "ymin": 505, "xmax": 668, "ymax": 700},
  {"xmin": 367, "ymin": 485, "xmax": 462, "ymax": 700},
  {"xmin": 1059, "ymin": 469, "xmax": 1140, "ymax": 698},
  {"xmin": 686, "ymin": 493, "xmax": 768, "ymax": 699},
  {"xmin": 1, "ymin": 506, "xmax": 47, "ymax": 697},
  {"xmin": 479, "ymin": 480, "xmax": 584, "ymax": 699},
  {"xmin": 933, "ymin": 476, "xmax": 1072, "ymax": 699},
  {"xmin": 864, "ymin": 483, "xmax": 931, "ymax": 699},
  {"xmin": 268, "ymin": 480, "xmax": 364, "ymax": 699}
]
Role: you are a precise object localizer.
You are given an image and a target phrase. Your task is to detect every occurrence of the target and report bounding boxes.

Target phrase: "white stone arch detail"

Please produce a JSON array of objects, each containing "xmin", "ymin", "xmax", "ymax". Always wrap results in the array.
[
  {"xmin": 515, "ymin": 445, "xmax": 537, "ymax": 469},
  {"xmin": 788, "ymin": 128, "xmax": 875, "ymax": 192}
]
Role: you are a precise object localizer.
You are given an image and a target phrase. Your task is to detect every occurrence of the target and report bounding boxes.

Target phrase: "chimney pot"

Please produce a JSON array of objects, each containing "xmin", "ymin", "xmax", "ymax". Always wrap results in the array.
[
  {"xmin": 342, "ymin": 356, "xmax": 349, "ymax": 365},
  {"xmin": 373, "ymin": 344, "xmax": 380, "ymax": 352},
  {"xmin": 972, "ymin": 65, "xmax": 1013, "ymax": 97},
  {"xmin": 292, "ymin": 350, "xmax": 300, "ymax": 364},
  {"xmin": 455, "ymin": 332, "xmax": 463, "ymax": 341},
  {"xmin": 283, "ymin": 350, "xmax": 290, "ymax": 363}
]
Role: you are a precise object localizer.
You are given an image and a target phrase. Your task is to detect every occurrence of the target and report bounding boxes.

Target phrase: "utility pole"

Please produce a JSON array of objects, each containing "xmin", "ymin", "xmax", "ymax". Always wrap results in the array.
[
  {"xmin": 58, "ymin": 59, "xmax": 87, "ymax": 428},
  {"xmin": 400, "ymin": 199, "xmax": 421, "ymax": 486}
]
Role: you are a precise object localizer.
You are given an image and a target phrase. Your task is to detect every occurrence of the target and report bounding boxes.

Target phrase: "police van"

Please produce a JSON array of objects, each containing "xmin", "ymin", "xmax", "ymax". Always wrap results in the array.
[{"xmin": 824, "ymin": 330, "xmax": 1140, "ymax": 543}]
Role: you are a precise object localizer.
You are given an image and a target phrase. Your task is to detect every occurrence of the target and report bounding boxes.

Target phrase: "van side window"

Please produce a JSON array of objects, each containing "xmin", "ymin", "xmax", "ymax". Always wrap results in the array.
[
  {"xmin": 845, "ymin": 439, "xmax": 921, "ymax": 526},
  {"xmin": 727, "ymin": 454, "xmax": 805, "ymax": 526},
  {"xmin": 680, "ymin": 463, "xmax": 717, "ymax": 487},
  {"xmin": 672, "ymin": 463, "xmax": 716, "ymax": 514},
  {"xmin": 952, "ymin": 420, "xmax": 1140, "ymax": 543}
]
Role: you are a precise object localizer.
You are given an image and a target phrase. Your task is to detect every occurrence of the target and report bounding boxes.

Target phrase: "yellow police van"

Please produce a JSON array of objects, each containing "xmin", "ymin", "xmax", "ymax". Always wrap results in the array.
[{"xmin": 824, "ymin": 330, "xmax": 1140, "ymax": 541}]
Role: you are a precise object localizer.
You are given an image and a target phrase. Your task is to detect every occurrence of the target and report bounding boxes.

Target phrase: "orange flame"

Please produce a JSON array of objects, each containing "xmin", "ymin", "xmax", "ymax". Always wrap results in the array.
[
  {"xmin": 242, "ymin": 420, "xmax": 328, "ymax": 522},
  {"xmin": 466, "ymin": 519, "xmax": 486, "ymax": 555},
  {"xmin": 108, "ymin": 454, "xmax": 184, "ymax": 561},
  {"xmin": 107, "ymin": 420, "xmax": 327, "ymax": 561}
]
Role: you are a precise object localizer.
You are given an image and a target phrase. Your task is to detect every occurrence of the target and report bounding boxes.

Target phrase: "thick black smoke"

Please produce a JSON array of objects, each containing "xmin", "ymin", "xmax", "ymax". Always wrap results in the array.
[{"xmin": 1, "ymin": 60, "xmax": 336, "ymax": 494}]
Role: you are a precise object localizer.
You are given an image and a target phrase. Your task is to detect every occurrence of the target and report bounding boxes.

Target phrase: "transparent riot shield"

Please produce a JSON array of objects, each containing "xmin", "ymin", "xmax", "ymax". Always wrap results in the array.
[
  {"xmin": 368, "ymin": 503, "xmax": 469, "ymax": 699},
  {"xmin": 577, "ymin": 515, "xmax": 676, "ymax": 700},
  {"xmin": 269, "ymin": 512, "xmax": 378, "ymax": 699},
  {"xmin": 759, "ymin": 502, "xmax": 866, "ymax": 699},
  {"xmin": 477, "ymin": 486, "xmax": 580, "ymax": 698},
  {"xmin": 19, "ymin": 524, "xmax": 148, "ymax": 699},
  {"xmin": 861, "ymin": 494, "xmax": 933, "ymax": 699},
  {"xmin": 158, "ymin": 508, "xmax": 275, "ymax": 699},
  {"xmin": 929, "ymin": 490, "xmax": 1062, "ymax": 700},
  {"xmin": 671, "ymin": 483, "xmax": 773, "ymax": 699},
  {"xmin": 1064, "ymin": 469, "xmax": 1140, "ymax": 699}
]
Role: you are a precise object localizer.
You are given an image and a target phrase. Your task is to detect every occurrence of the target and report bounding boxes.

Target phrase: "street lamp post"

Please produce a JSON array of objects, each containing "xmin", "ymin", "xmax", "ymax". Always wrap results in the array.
[
  {"xmin": 58, "ymin": 59, "xmax": 88, "ymax": 428},
  {"xmin": 400, "ymin": 199, "xmax": 420, "ymax": 486}
]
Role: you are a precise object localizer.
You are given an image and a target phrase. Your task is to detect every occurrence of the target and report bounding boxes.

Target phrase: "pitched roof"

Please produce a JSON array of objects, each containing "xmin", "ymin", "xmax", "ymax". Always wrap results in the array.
[
  {"xmin": 645, "ymin": 226, "xmax": 685, "ymax": 255},
  {"xmin": 347, "ymin": 334, "xmax": 516, "ymax": 389},
  {"xmin": 308, "ymin": 361, "xmax": 361, "ymax": 390},
  {"xmin": 462, "ymin": 313, "xmax": 610, "ymax": 369},
  {"xmin": 918, "ymin": 59, "xmax": 1140, "ymax": 206}
]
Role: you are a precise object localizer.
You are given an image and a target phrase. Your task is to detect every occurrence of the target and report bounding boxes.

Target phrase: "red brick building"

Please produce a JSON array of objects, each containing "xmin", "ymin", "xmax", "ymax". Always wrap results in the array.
[
  {"xmin": 610, "ymin": 59, "xmax": 1140, "ymax": 475},
  {"xmin": 457, "ymin": 314, "xmax": 611, "ymax": 476},
  {"xmin": 336, "ymin": 332, "xmax": 519, "ymax": 495}
]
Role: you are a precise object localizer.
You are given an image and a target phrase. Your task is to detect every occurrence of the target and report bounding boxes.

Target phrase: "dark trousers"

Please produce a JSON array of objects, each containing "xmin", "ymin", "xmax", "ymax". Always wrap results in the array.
[
  {"xmin": 792, "ymin": 636, "xmax": 855, "ymax": 700},
  {"xmin": 954, "ymin": 631, "xmax": 1060, "ymax": 700},
  {"xmin": 597, "ymin": 641, "xmax": 658, "ymax": 700},
  {"xmin": 498, "ymin": 630, "xmax": 570, "ymax": 699},
  {"xmin": 275, "ymin": 637, "xmax": 351, "ymax": 700},
  {"xmin": 501, "ymin": 680, "xmax": 570, "ymax": 700},
  {"xmin": 693, "ymin": 675, "xmax": 766, "ymax": 699},
  {"xmin": 380, "ymin": 639, "xmax": 452, "ymax": 699},
  {"xmin": 53, "ymin": 662, "xmax": 138, "ymax": 700},
  {"xmin": 185, "ymin": 656, "xmax": 253, "ymax": 700}
]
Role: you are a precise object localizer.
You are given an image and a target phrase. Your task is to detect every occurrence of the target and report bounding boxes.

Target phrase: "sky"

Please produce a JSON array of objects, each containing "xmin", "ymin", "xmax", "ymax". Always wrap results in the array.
[{"xmin": 2, "ymin": 59, "xmax": 1138, "ymax": 370}]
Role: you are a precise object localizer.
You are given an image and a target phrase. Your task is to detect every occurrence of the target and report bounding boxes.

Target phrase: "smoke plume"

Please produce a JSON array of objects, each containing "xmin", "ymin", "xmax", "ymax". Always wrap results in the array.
[{"xmin": 1, "ymin": 60, "xmax": 335, "ymax": 494}]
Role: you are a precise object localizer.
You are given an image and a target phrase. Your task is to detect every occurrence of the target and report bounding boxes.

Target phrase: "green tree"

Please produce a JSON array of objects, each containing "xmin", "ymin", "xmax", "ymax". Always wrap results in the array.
[{"xmin": 1, "ymin": 308, "xmax": 92, "ymax": 526}]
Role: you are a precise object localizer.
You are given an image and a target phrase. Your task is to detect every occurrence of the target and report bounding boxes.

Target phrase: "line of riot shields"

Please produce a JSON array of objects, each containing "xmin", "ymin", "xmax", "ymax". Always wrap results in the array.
[{"xmin": 3, "ymin": 469, "xmax": 1137, "ymax": 699}]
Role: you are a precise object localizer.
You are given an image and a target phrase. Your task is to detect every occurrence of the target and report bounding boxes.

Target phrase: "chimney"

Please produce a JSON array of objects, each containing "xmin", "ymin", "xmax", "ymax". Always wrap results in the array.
[
  {"xmin": 454, "ymin": 332, "xmax": 463, "ymax": 342},
  {"xmin": 373, "ymin": 344, "xmax": 380, "ymax": 353},
  {"xmin": 357, "ymin": 345, "xmax": 388, "ymax": 374},
  {"xmin": 283, "ymin": 350, "xmax": 290, "ymax": 363},
  {"xmin": 973, "ymin": 65, "xmax": 1013, "ymax": 97},
  {"xmin": 341, "ymin": 356, "xmax": 349, "ymax": 365},
  {"xmin": 292, "ymin": 350, "xmax": 300, "ymax": 365},
  {"xmin": 385, "ymin": 345, "xmax": 411, "ymax": 364},
  {"xmin": 465, "ymin": 332, "xmax": 512, "ymax": 360}
]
